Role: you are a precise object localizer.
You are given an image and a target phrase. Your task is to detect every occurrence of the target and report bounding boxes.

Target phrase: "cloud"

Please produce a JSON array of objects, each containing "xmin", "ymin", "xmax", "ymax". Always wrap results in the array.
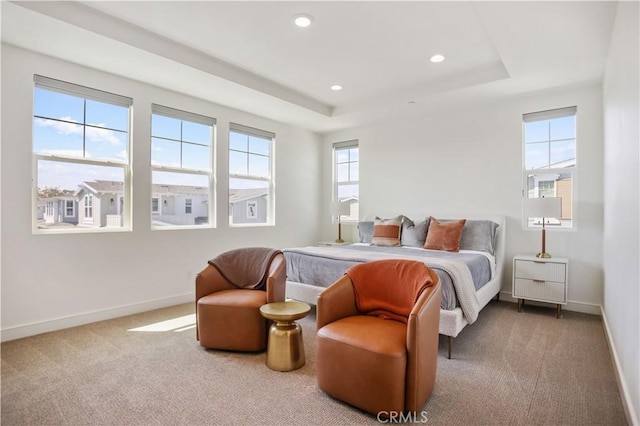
[
  {"xmin": 34, "ymin": 116, "xmax": 81, "ymax": 136},
  {"xmin": 35, "ymin": 117, "xmax": 123, "ymax": 146},
  {"xmin": 86, "ymin": 124, "xmax": 122, "ymax": 146}
]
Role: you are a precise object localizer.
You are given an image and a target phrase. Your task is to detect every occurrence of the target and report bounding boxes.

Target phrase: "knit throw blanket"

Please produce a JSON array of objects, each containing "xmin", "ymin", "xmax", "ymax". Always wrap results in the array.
[
  {"xmin": 208, "ymin": 247, "xmax": 282, "ymax": 289},
  {"xmin": 346, "ymin": 259, "xmax": 436, "ymax": 324}
]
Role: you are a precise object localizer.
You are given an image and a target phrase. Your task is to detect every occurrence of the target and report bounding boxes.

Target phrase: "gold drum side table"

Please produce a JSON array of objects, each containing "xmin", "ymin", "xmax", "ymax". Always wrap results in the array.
[{"xmin": 259, "ymin": 301, "xmax": 311, "ymax": 372}]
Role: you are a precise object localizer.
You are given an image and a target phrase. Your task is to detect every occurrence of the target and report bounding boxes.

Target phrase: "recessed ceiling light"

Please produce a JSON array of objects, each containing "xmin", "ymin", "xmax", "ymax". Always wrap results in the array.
[
  {"xmin": 430, "ymin": 54, "xmax": 445, "ymax": 63},
  {"xmin": 293, "ymin": 14, "xmax": 313, "ymax": 28},
  {"xmin": 330, "ymin": 85, "xmax": 343, "ymax": 91}
]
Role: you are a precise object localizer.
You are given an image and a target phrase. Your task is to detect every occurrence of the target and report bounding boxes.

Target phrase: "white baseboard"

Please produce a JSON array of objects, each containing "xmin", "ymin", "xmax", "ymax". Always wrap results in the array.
[
  {"xmin": 601, "ymin": 307, "xmax": 638, "ymax": 426},
  {"xmin": 1, "ymin": 293, "xmax": 193, "ymax": 343},
  {"xmin": 498, "ymin": 291, "xmax": 602, "ymax": 315}
]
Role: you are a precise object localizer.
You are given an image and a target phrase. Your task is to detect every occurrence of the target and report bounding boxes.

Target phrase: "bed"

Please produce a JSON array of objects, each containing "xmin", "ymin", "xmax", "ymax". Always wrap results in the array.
[{"xmin": 283, "ymin": 215, "xmax": 505, "ymax": 358}]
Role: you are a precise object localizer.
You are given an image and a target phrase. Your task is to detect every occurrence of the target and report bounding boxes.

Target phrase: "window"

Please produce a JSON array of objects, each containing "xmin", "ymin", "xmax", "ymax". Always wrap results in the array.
[
  {"xmin": 64, "ymin": 200, "xmax": 75, "ymax": 217},
  {"xmin": 84, "ymin": 194, "xmax": 94, "ymax": 222},
  {"xmin": 228, "ymin": 123, "xmax": 274, "ymax": 226},
  {"xmin": 523, "ymin": 106, "xmax": 576, "ymax": 228},
  {"xmin": 333, "ymin": 140, "xmax": 359, "ymax": 222},
  {"xmin": 151, "ymin": 104, "xmax": 215, "ymax": 228},
  {"xmin": 33, "ymin": 75, "xmax": 132, "ymax": 232}
]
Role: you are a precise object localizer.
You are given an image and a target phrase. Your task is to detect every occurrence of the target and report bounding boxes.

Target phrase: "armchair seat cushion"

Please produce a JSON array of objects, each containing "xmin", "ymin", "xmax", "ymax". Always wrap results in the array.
[
  {"xmin": 317, "ymin": 316, "xmax": 407, "ymax": 414},
  {"xmin": 199, "ymin": 288, "xmax": 266, "ymax": 308},
  {"xmin": 197, "ymin": 289, "xmax": 267, "ymax": 352}
]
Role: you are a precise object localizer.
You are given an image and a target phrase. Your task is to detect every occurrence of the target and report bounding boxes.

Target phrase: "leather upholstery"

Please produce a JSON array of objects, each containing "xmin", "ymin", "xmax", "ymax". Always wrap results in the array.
[
  {"xmin": 195, "ymin": 251, "xmax": 286, "ymax": 351},
  {"xmin": 316, "ymin": 270, "xmax": 441, "ymax": 415}
]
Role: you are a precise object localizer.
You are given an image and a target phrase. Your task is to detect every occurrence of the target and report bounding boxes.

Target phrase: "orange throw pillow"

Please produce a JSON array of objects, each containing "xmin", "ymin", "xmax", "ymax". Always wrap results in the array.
[
  {"xmin": 371, "ymin": 215, "xmax": 403, "ymax": 247},
  {"xmin": 424, "ymin": 217, "xmax": 466, "ymax": 252}
]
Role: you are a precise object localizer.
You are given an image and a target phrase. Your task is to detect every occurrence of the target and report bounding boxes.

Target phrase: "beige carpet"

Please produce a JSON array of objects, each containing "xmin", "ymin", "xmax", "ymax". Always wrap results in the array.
[{"xmin": 1, "ymin": 301, "xmax": 627, "ymax": 425}]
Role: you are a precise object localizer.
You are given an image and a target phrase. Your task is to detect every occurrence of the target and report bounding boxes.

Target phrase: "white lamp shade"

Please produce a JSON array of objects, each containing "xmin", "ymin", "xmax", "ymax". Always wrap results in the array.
[
  {"xmin": 330, "ymin": 201, "xmax": 350, "ymax": 217},
  {"xmin": 526, "ymin": 197, "xmax": 562, "ymax": 218}
]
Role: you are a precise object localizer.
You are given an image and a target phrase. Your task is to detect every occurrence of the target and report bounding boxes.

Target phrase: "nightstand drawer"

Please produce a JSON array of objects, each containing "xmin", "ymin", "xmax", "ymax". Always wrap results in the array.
[
  {"xmin": 513, "ymin": 278, "xmax": 566, "ymax": 303},
  {"xmin": 514, "ymin": 260, "xmax": 566, "ymax": 282}
]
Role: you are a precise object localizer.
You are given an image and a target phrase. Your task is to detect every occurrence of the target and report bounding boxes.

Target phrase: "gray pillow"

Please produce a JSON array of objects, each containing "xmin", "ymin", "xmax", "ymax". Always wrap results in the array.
[
  {"xmin": 358, "ymin": 221, "xmax": 374, "ymax": 244},
  {"xmin": 458, "ymin": 220, "xmax": 499, "ymax": 255},
  {"xmin": 401, "ymin": 217, "xmax": 430, "ymax": 247}
]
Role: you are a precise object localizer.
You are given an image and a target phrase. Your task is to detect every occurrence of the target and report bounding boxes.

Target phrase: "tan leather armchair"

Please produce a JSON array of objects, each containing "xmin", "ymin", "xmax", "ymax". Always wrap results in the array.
[
  {"xmin": 316, "ymin": 268, "xmax": 442, "ymax": 416},
  {"xmin": 196, "ymin": 250, "xmax": 286, "ymax": 351}
]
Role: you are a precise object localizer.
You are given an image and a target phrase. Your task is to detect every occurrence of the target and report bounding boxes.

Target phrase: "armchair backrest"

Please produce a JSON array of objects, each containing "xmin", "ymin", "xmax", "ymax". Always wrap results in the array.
[
  {"xmin": 265, "ymin": 252, "xmax": 286, "ymax": 303},
  {"xmin": 316, "ymin": 275, "xmax": 359, "ymax": 330},
  {"xmin": 316, "ymin": 270, "xmax": 442, "ymax": 413},
  {"xmin": 345, "ymin": 259, "xmax": 438, "ymax": 323},
  {"xmin": 406, "ymin": 278, "xmax": 441, "ymax": 411},
  {"xmin": 196, "ymin": 250, "xmax": 286, "ymax": 302}
]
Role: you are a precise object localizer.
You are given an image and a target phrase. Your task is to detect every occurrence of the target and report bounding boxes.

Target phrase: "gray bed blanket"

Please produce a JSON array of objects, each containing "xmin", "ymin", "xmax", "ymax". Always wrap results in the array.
[{"xmin": 284, "ymin": 245, "xmax": 493, "ymax": 312}]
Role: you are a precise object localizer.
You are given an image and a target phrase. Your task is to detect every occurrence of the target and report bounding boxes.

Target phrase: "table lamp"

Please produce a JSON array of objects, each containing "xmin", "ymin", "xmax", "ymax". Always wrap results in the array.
[
  {"xmin": 330, "ymin": 201, "xmax": 350, "ymax": 243},
  {"xmin": 526, "ymin": 196, "xmax": 562, "ymax": 258}
]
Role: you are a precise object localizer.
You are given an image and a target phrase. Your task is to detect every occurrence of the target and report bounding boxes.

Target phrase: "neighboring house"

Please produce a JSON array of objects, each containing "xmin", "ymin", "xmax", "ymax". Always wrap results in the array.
[
  {"xmin": 527, "ymin": 158, "xmax": 574, "ymax": 221},
  {"xmin": 76, "ymin": 181, "xmax": 124, "ymax": 228},
  {"xmin": 339, "ymin": 196, "xmax": 359, "ymax": 222},
  {"xmin": 36, "ymin": 180, "xmax": 210, "ymax": 228},
  {"xmin": 40, "ymin": 196, "xmax": 78, "ymax": 225},
  {"xmin": 151, "ymin": 184, "xmax": 209, "ymax": 226},
  {"xmin": 229, "ymin": 188, "xmax": 268, "ymax": 224}
]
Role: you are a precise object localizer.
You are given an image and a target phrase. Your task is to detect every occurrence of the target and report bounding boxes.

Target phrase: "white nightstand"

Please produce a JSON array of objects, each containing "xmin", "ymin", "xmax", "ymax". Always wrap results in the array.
[
  {"xmin": 317, "ymin": 241, "xmax": 348, "ymax": 247},
  {"xmin": 513, "ymin": 255, "xmax": 569, "ymax": 318}
]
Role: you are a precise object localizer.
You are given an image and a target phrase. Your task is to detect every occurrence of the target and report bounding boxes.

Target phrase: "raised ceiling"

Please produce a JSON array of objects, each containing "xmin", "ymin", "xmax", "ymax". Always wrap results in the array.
[{"xmin": 1, "ymin": 1, "xmax": 618, "ymax": 133}]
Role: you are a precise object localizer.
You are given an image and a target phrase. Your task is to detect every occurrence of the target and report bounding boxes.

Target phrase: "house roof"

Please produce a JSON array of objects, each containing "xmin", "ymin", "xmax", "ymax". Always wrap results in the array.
[
  {"xmin": 76, "ymin": 180, "xmax": 209, "ymax": 197},
  {"xmin": 229, "ymin": 188, "xmax": 268, "ymax": 204},
  {"xmin": 65, "ymin": 181, "xmax": 268, "ymax": 202}
]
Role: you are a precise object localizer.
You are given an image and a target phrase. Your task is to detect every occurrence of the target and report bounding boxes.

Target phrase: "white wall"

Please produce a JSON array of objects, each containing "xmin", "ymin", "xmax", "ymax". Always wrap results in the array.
[
  {"xmin": 603, "ymin": 1, "xmax": 640, "ymax": 424},
  {"xmin": 0, "ymin": 44, "xmax": 322, "ymax": 341},
  {"xmin": 323, "ymin": 84, "xmax": 604, "ymax": 315}
]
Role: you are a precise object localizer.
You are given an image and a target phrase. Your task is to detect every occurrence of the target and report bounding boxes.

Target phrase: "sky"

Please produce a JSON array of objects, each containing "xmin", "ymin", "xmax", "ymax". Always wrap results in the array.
[
  {"xmin": 524, "ymin": 115, "xmax": 576, "ymax": 169},
  {"xmin": 34, "ymin": 87, "xmax": 271, "ymax": 193}
]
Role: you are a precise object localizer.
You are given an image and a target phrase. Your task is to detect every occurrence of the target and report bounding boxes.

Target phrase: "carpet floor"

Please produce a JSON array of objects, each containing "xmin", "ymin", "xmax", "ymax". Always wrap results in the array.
[{"xmin": 1, "ymin": 301, "xmax": 627, "ymax": 425}]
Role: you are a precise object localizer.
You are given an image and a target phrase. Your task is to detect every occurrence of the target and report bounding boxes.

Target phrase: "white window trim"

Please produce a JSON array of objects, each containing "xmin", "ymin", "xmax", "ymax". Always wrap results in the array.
[
  {"xmin": 333, "ymin": 140, "xmax": 359, "ymax": 224},
  {"xmin": 150, "ymin": 104, "xmax": 216, "ymax": 230},
  {"xmin": 522, "ymin": 107, "xmax": 576, "ymax": 231},
  {"xmin": 228, "ymin": 123, "xmax": 275, "ymax": 227},
  {"xmin": 64, "ymin": 200, "xmax": 75, "ymax": 217},
  {"xmin": 32, "ymin": 76, "xmax": 132, "ymax": 234},
  {"xmin": 83, "ymin": 194, "xmax": 94, "ymax": 223}
]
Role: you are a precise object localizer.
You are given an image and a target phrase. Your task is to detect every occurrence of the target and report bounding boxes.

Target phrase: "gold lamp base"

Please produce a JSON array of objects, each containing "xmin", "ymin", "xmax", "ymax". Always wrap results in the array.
[
  {"xmin": 536, "ymin": 228, "xmax": 552, "ymax": 258},
  {"xmin": 335, "ymin": 221, "xmax": 344, "ymax": 244}
]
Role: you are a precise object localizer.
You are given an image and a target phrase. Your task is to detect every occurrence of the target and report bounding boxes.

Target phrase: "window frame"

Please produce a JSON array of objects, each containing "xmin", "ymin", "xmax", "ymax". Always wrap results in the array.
[
  {"xmin": 64, "ymin": 200, "xmax": 75, "ymax": 217},
  {"xmin": 333, "ymin": 140, "xmax": 359, "ymax": 223},
  {"xmin": 228, "ymin": 123, "xmax": 275, "ymax": 227},
  {"xmin": 150, "ymin": 104, "xmax": 216, "ymax": 230},
  {"xmin": 83, "ymin": 194, "xmax": 94, "ymax": 223},
  {"xmin": 522, "ymin": 106, "xmax": 576, "ymax": 230},
  {"xmin": 32, "ymin": 75, "xmax": 133, "ymax": 234}
]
